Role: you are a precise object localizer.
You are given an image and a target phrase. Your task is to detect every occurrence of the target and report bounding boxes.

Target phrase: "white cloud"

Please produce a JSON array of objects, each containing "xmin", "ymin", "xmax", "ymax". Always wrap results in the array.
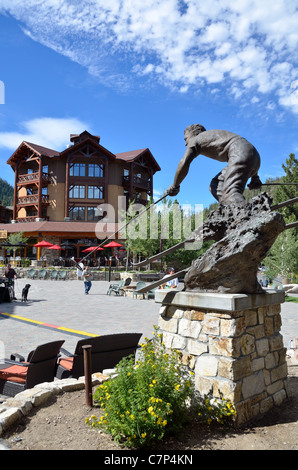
[
  {"xmin": 0, "ymin": 0, "xmax": 297, "ymax": 113},
  {"xmin": 0, "ymin": 117, "xmax": 89, "ymax": 150}
]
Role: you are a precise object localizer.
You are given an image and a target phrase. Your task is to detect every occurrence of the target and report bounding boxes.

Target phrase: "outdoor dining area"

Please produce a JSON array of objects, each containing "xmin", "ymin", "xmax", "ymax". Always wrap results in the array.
[{"xmin": 0, "ymin": 238, "xmax": 128, "ymax": 269}]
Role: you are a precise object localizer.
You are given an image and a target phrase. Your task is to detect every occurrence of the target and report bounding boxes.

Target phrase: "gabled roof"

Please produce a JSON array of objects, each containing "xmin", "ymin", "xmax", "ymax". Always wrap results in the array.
[
  {"xmin": 24, "ymin": 142, "xmax": 60, "ymax": 158},
  {"xmin": 6, "ymin": 132, "xmax": 160, "ymax": 172},
  {"xmin": 116, "ymin": 148, "xmax": 161, "ymax": 172},
  {"xmin": 59, "ymin": 136, "xmax": 116, "ymax": 160},
  {"xmin": 7, "ymin": 141, "xmax": 59, "ymax": 165},
  {"xmin": 70, "ymin": 130, "xmax": 100, "ymax": 143}
]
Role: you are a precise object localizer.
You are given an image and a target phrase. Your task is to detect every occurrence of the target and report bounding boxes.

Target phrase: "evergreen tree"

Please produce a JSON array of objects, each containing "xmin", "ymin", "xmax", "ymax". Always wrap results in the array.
[
  {"xmin": 263, "ymin": 153, "xmax": 298, "ymax": 280},
  {"xmin": 0, "ymin": 178, "xmax": 13, "ymax": 207}
]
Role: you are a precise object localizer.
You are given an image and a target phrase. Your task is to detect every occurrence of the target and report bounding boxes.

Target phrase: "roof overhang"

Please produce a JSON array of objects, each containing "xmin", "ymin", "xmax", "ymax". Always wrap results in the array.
[{"xmin": 0, "ymin": 221, "xmax": 119, "ymax": 238}]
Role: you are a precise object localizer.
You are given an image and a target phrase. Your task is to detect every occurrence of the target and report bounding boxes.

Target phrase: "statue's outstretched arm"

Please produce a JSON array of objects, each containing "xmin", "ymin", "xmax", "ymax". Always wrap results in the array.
[{"xmin": 167, "ymin": 146, "xmax": 198, "ymax": 196}]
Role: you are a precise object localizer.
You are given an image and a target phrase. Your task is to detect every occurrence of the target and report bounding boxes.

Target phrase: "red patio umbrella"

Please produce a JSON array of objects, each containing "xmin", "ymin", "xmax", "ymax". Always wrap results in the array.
[
  {"xmin": 103, "ymin": 241, "xmax": 123, "ymax": 248},
  {"xmin": 34, "ymin": 240, "xmax": 53, "ymax": 247},
  {"xmin": 48, "ymin": 245, "xmax": 63, "ymax": 250},
  {"xmin": 82, "ymin": 246, "xmax": 104, "ymax": 253}
]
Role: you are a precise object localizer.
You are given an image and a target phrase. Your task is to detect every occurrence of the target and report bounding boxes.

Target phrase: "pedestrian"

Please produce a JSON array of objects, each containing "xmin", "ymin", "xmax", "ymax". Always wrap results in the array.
[
  {"xmin": 166, "ymin": 267, "xmax": 179, "ymax": 288},
  {"xmin": 160, "ymin": 267, "xmax": 179, "ymax": 289},
  {"xmin": 4, "ymin": 263, "xmax": 17, "ymax": 299},
  {"xmin": 82, "ymin": 265, "xmax": 92, "ymax": 294}
]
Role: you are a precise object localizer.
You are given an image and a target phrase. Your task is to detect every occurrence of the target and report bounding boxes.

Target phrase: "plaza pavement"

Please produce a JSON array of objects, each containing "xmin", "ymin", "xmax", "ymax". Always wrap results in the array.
[
  {"xmin": 0, "ymin": 279, "xmax": 162, "ymax": 360},
  {"xmin": 0, "ymin": 278, "xmax": 297, "ymax": 364}
]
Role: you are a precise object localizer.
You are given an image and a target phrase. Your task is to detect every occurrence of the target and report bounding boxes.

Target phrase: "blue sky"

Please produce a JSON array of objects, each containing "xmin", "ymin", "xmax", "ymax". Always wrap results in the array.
[{"xmin": 0, "ymin": 0, "xmax": 297, "ymax": 209}]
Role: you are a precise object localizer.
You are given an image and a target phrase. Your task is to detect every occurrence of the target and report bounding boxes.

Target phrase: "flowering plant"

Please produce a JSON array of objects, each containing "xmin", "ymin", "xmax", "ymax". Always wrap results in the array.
[
  {"xmin": 196, "ymin": 393, "xmax": 236, "ymax": 425},
  {"xmin": 87, "ymin": 326, "xmax": 195, "ymax": 448}
]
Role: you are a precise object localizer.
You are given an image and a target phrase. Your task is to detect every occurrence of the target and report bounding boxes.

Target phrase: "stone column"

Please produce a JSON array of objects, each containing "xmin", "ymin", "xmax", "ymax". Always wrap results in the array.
[{"xmin": 155, "ymin": 290, "xmax": 290, "ymax": 426}]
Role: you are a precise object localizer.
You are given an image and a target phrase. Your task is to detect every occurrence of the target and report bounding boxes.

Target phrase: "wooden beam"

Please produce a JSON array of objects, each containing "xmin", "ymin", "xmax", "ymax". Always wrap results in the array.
[
  {"xmin": 13, "ymin": 161, "xmax": 19, "ymax": 220},
  {"xmin": 37, "ymin": 158, "xmax": 43, "ymax": 218},
  {"xmin": 65, "ymin": 159, "xmax": 70, "ymax": 218}
]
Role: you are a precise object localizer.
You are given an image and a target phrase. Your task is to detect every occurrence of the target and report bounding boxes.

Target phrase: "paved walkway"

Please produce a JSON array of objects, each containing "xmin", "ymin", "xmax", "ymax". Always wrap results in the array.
[
  {"xmin": 0, "ymin": 279, "xmax": 161, "ymax": 360},
  {"xmin": 0, "ymin": 279, "xmax": 297, "ymax": 363}
]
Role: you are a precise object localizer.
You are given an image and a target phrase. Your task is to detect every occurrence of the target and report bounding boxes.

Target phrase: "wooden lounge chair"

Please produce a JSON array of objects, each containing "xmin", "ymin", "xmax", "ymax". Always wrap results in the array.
[
  {"xmin": 56, "ymin": 333, "xmax": 142, "ymax": 379},
  {"xmin": 0, "ymin": 340, "xmax": 64, "ymax": 397},
  {"xmin": 132, "ymin": 281, "xmax": 147, "ymax": 299}
]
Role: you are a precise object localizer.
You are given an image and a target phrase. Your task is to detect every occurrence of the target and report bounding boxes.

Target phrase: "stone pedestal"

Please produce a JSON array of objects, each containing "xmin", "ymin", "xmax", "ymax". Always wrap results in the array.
[{"xmin": 155, "ymin": 289, "xmax": 290, "ymax": 426}]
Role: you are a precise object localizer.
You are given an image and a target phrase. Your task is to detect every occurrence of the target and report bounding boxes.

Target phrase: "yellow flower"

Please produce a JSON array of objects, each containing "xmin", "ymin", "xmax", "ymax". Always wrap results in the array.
[
  {"xmin": 141, "ymin": 433, "xmax": 147, "ymax": 438},
  {"xmin": 162, "ymin": 420, "xmax": 167, "ymax": 426}
]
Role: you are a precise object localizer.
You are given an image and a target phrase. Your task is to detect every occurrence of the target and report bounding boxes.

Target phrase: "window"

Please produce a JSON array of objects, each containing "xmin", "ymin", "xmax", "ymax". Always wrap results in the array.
[
  {"xmin": 87, "ymin": 207, "xmax": 98, "ymax": 221},
  {"xmin": 70, "ymin": 163, "xmax": 86, "ymax": 176},
  {"xmin": 88, "ymin": 163, "xmax": 103, "ymax": 177},
  {"xmin": 88, "ymin": 185, "xmax": 103, "ymax": 199},
  {"xmin": 42, "ymin": 165, "xmax": 48, "ymax": 173},
  {"xmin": 69, "ymin": 185, "xmax": 85, "ymax": 198},
  {"xmin": 69, "ymin": 206, "xmax": 86, "ymax": 220}
]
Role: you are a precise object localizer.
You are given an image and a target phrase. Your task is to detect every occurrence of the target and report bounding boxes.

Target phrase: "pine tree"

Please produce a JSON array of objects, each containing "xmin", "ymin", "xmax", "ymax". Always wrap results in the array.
[
  {"xmin": 0, "ymin": 178, "xmax": 14, "ymax": 206},
  {"xmin": 263, "ymin": 153, "xmax": 298, "ymax": 281}
]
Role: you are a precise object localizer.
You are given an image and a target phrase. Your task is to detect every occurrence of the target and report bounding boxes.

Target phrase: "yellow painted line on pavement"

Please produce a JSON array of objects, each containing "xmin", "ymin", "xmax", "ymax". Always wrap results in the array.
[{"xmin": 0, "ymin": 311, "xmax": 98, "ymax": 338}]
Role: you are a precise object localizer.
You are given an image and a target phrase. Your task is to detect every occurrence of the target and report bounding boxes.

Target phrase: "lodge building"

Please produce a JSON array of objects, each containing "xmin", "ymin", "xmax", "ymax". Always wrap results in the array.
[{"xmin": 0, "ymin": 130, "xmax": 160, "ymax": 262}]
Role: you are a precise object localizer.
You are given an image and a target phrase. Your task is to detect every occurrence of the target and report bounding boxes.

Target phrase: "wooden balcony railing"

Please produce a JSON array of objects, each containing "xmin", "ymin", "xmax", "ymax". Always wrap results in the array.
[
  {"xmin": 17, "ymin": 194, "xmax": 50, "ymax": 205},
  {"xmin": 17, "ymin": 172, "xmax": 51, "ymax": 184},
  {"xmin": 16, "ymin": 216, "xmax": 50, "ymax": 223},
  {"xmin": 122, "ymin": 175, "xmax": 151, "ymax": 190}
]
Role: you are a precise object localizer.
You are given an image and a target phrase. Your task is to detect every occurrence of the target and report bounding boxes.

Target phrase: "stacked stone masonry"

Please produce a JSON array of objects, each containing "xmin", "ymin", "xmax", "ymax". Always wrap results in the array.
[{"xmin": 156, "ymin": 290, "xmax": 289, "ymax": 426}]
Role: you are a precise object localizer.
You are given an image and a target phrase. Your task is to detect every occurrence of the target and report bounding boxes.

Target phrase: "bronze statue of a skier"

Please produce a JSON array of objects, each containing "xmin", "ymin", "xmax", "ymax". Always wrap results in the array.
[{"xmin": 167, "ymin": 124, "xmax": 262, "ymax": 205}]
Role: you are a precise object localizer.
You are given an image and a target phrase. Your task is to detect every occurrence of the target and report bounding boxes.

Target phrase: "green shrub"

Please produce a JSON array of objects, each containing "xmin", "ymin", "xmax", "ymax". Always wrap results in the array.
[
  {"xmin": 195, "ymin": 393, "xmax": 236, "ymax": 426},
  {"xmin": 86, "ymin": 327, "xmax": 237, "ymax": 448},
  {"xmin": 87, "ymin": 327, "xmax": 195, "ymax": 448}
]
